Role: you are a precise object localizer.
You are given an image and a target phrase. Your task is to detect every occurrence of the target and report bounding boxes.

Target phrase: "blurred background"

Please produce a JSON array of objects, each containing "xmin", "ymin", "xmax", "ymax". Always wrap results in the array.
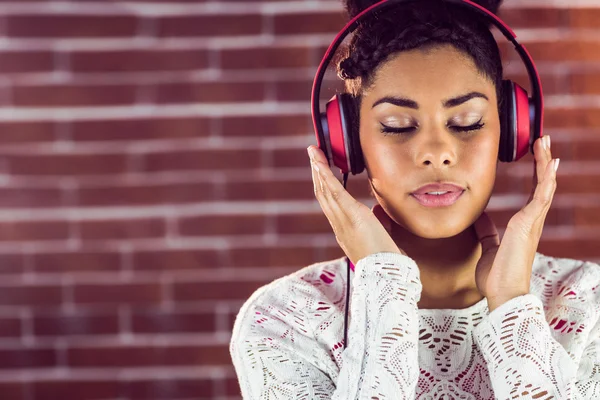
[{"xmin": 0, "ymin": 0, "xmax": 598, "ymax": 399}]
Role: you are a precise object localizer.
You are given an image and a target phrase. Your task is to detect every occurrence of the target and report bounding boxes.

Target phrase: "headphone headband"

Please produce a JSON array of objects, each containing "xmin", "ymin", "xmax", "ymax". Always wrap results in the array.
[{"xmin": 311, "ymin": 0, "xmax": 544, "ymax": 167}]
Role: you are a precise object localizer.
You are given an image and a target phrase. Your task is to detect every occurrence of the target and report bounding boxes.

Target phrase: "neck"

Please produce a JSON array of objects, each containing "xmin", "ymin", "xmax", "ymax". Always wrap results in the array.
[{"xmin": 391, "ymin": 223, "xmax": 483, "ymax": 308}]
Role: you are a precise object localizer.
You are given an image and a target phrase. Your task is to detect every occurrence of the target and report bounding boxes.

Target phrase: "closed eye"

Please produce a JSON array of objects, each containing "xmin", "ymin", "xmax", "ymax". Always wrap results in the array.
[{"xmin": 380, "ymin": 119, "xmax": 485, "ymax": 135}]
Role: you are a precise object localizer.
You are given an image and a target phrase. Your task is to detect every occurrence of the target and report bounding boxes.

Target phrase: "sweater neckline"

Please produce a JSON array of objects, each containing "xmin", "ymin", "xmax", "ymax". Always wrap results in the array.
[
  {"xmin": 346, "ymin": 256, "xmax": 490, "ymax": 316},
  {"xmin": 417, "ymin": 295, "xmax": 488, "ymax": 316}
]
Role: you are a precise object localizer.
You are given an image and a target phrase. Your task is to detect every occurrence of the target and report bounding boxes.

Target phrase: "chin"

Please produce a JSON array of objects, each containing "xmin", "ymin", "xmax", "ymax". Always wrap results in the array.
[
  {"xmin": 388, "ymin": 195, "xmax": 483, "ymax": 240},
  {"xmin": 403, "ymin": 215, "xmax": 470, "ymax": 239}
]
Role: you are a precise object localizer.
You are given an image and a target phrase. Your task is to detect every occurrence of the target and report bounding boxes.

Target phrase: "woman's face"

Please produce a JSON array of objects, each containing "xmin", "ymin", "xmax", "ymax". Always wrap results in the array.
[{"xmin": 360, "ymin": 44, "xmax": 500, "ymax": 239}]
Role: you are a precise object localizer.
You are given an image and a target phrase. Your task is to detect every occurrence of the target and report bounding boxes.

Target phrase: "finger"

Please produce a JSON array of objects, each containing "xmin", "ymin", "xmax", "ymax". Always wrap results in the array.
[
  {"xmin": 308, "ymin": 146, "xmax": 359, "ymax": 232},
  {"xmin": 473, "ymin": 211, "xmax": 500, "ymax": 253},
  {"xmin": 519, "ymin": 156, "xmax": 558, "ymax": 232},
  {"xmin": 528, "ymin": 136, "xmax": 551, "ymax": 204},
  {"xmin": 309, "ymin": 146, "xmax": 353, "ymax": 207}
]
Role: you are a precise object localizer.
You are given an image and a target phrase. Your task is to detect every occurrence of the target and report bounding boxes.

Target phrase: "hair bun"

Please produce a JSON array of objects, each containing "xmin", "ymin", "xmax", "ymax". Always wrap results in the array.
[{"xmin": 342, "ymin": 0, "xmax": 504, "ymax": 19}]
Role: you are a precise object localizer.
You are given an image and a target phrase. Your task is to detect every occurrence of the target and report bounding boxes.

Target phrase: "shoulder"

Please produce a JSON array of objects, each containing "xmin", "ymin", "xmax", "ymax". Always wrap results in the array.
[
  {"xmin": 531, "ymin": 251, "xmax": 600, "ymax": 324},
  {"xmin": 231, "ymin": 255, "xmax": 349, "ymax": 333},
  {"xmin": 229, "ymin": 255, "xmax": 349, "ymax": 378}
]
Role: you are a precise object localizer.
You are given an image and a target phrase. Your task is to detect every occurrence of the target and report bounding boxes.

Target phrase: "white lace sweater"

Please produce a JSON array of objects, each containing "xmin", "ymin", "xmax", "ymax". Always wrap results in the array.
[{"xmin": 229, "ymin": 251, "xmax": 600, "ymax": 399}]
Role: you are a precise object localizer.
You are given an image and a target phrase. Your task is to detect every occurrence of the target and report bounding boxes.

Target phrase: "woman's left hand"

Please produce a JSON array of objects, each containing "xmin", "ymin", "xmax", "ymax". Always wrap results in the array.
[{"xmin": 473, "ymin": 135, "xmax": 560, "ymax": 312}]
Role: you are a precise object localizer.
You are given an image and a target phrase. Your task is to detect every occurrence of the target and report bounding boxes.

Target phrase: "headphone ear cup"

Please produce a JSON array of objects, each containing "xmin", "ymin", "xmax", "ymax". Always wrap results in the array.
[
  {"xmin": 338, "ymin": 93, "xmax": 365, "ymax": 175},
  {"xmin": 499, "ymin": 80, "xmax": 515, "ymax": 163},
  {"xmin": 324, "ymin": 94, "xmax": 352, "ymax": 174},
  {"xmin": 512, "ymin": 82, "xmax": 532, "ymax": 162},
  {"xmin": 499, "ymin": 80, "xmax": 532, "ymax": 163}
]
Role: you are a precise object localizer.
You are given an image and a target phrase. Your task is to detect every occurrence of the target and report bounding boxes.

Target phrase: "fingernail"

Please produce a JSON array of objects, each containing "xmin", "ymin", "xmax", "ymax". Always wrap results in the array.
[
  {"xmin": 547, "ymin": 135, "xmax": 551, "ymax": 150},
  {"xmin": 541, "ymin": 136, "xmax": 547, "ymax": 150},
  {"xmin": 307, "ymin": 146, "xmax": 315, "ymax": 160},
  {"xmin": 554, "ymin": 158, "xmax": 560, "ymax": 172}
]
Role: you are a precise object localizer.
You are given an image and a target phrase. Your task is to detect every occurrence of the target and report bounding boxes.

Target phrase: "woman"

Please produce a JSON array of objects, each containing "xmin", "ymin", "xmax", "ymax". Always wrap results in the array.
[{"xmin": 230, "ymin": 0, "xmax": 600, "ymax": 398}]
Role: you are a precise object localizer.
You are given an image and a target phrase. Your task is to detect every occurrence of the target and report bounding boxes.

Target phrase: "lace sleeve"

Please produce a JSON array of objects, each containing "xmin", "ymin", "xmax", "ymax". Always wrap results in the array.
[
  {"xmin": 473, "ymin": 275, "xmax": 600, "ymax": 400},
  {"xmin": 338, "ymin": 251, "xmax": 423, "ymax": 398},
  {"xmin": 229, "ymin": 251, "xmax": 423, "ymax": 399}
]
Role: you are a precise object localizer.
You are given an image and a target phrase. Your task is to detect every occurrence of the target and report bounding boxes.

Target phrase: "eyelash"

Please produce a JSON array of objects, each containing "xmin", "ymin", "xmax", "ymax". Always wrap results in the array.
[{"xmin": 380, "ymin": 119, "xmax": 485, "ymax": 136}]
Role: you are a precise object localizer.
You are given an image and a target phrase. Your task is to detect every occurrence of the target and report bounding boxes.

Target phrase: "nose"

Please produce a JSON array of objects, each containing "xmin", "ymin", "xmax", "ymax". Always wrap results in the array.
[{"xmin": 414, "ymin": 131, "xmax": 457, "ymax": 168}]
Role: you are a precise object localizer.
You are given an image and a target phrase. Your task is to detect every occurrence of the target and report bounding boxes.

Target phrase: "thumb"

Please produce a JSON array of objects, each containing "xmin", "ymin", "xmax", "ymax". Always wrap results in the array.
[
  {"xmin": 473, "ymin": 211, "xmax": 499, "ymax": 252},
  {"xmin": 371, "ymin": 204, "xmax": 392, "ymax": 235}
]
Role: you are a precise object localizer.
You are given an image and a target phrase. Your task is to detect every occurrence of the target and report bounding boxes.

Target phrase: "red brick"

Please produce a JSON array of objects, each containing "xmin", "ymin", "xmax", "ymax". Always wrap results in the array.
[
  {"xmin": 131, "ymin": 309, "xmax": 215, "ymax": 333},
  {"xmin": 5, "ymin": 153, "xmax": 129, "ymax": 176},
  {"xmin": 12, "ymin": 84, "xmax": 138, "ymax": 107},
  {"xmin": 497, "ymin": 8, "xmax": 566, "ymax": 28},
  {"xmin": 274, "ymin": 80, "xmax": 314, "ymax": 101},
  {"xmin": 275, "ymin": 213, "xmax": 332, "ymax": 235},
  {"xmin": 79, "ymin": 218, "xmax": 166, "ymax": 240},
  {"xmin": 155, "ymin": 81, "xmax": 266, "ymax": 103},
  {"xmin": 522, "ymin": 40, "xmax": 600, "ymax": 62},
  {"xmin": 545, "ymin": 108, "xmax": 600, "ymax": 129},
  {"xmin": 73, "ymin": 283, "xmax": 162, "ymax": 306},
  {"xmin": 0, "ymin": 254, "xmax": 25, "ymax": 275},
  {"xmin": 0, "ymin": 347, "xmax": 56, "ymax": 369},
  {"xmin": 125, "ymin": 378, "xmax": 213, "ymax": 399},
  {"xmin": 0, "ymin": 220, "xmax": 69, "ymax": 241},
  {"xmin": 0, "ymin": 51, "xmax": 54, "ymax": 73},
  {"xmin": 32, "ymin": 379, "xmax": 120, "ymax": 400},
  {"xmin": 67, "ymin": 344, "xmax": 230, "ymax": 367},
  {"xmin": 273, "ymin": 148, "xmax": 313, "ymax": 168},
  {"xmin": 223, "ymin": 179, "xmax": 320, "ymax": 201},
  {"xmin": 0, "ymin": 187, "xmax": 64, "ymax": 208},
  {"xmin": 0, "ymin": 285, "xmax": 62, "ymax": 307},
  {"xmin": 132, "ymin": 249, "xmax": 221, "ymax": 271},
  {"xmin": 220, "ymin": 46, "xmax": 313, "ymax": 69},
  {"xmin": 157, "ymin": 14, "xmax": 261, "ymax": 37},
  {"xmin": 70, "ymin": 117, "xmax": 212, "ymax": 141},
  {"xmin": 503, "ymin": 71, "xmax": 566, "ymax": 96},
  {"xmin": 571, "ymin": 139, "xmax": 600, "ymax": 160},
  {"xmin": 569, "ymin": 72, "xmax": 600, "ymax": 94},
  {"xmin": 0, "ymin": 241, "xmax": 26, "ymax": 266},
  {"xmin": 228, "ymin": 246, "xmax": 319, "ymax": 268},
  {"xmin": 77, "ymin": 182, "xmax": 215, "ymax": 207},
  {"xmin": 274, "ymin": 11, "xmax": 346, "ymax": 34},
  {"xmin": 225, "ymin": 375, "xmax": 243, "ymax": 396},
  {"xmin": 7, "ymin": 15, "xmax": 138, "ymax": 38},
  {"xmin": 538, "ymin": 237, "xmax": 600, "ymax": 260},
  {"xmin": 33, "ymin": 312, "xmax": 119, "ymax": 336},
  {"xmin": 0, "ymin": 316, "xmax": 21, "ymax": 337},
  {"xmin": 221, "ymin": 114, "xmax": 312, "ymax": 137},
  {"xmin": 574, "ymin": 206, "xmax": 600, "ymax": 227},
  {"xmin": 568, "ymin": 8, "xmax": 600, "ymax": 28},
  {"xmin": 551, "ymin": 174, "xmax": 600, "ymax": 194},
  {"xmin": 0, "ymin": 382, "xmax": 26, "ymax": 400},
  {"xmin": 173, "ymin": 280, "xmax": 274, "ymax": 301},
  {"xmin": 178, "ymin": 214, "xmax": 267, "ymax": 236},
  {"xmin": 0, "ymin": 121, "xmax": 56, "ymax": 143},
  {"xmin": 141, "ymin": 149, "xmax": 261, "ymax": 172},
  {"xmin": 69, "ymin": 49, "xmax": 209, "ymax": 72},
  {"xmin": 33, "ymin": 251, "xmax": 121, "ymax": 273}
]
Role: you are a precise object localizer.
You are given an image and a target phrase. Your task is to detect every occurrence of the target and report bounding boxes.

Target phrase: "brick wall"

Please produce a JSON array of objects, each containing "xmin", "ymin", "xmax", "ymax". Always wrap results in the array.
[{"xmin": 0, "ymin": 1, "xmax": 598, "ymax": 399}]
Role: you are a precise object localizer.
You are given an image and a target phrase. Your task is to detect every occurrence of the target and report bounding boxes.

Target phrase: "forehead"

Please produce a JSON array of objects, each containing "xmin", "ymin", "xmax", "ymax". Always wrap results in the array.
[{"xmin": 363, "ymin": 45, "xmax": 494, "ymax": 100}]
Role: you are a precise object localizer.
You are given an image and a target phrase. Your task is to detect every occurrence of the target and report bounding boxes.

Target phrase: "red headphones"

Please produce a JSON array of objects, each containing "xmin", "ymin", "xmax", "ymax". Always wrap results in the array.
[{"xmin": 311, "ymin": 0, "xmax": 545, "ymax": 176}]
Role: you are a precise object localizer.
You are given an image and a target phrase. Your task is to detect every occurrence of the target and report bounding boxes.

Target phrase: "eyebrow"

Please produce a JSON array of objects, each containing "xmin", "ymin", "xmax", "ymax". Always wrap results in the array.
[{"xmin": 371, "ymin": 91, "xmax": 489, "ymax": 109}]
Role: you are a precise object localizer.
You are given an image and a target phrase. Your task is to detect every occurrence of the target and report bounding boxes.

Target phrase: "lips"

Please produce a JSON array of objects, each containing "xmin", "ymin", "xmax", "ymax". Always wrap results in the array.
[{"xmin": 411, "ymin": 183, "xmax": 465, "ymax": 195}]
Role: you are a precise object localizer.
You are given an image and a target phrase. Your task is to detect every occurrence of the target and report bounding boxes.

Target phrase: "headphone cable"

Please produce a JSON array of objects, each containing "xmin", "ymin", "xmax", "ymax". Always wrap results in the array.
[{"xmin": 342, "ymin": 172, "xmax": 350, "ymax": 349}]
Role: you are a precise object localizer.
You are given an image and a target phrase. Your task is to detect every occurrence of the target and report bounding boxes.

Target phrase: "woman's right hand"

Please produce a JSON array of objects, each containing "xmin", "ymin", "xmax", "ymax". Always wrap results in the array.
[{"xmin": 307, "ymin": 145, "xmax": 407, "ymax": 266}]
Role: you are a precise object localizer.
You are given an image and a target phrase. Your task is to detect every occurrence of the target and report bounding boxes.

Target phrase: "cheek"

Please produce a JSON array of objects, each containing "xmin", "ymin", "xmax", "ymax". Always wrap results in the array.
[{"xmin": 463, "ymin": 132, "xmax": 499, "ymax": 188}]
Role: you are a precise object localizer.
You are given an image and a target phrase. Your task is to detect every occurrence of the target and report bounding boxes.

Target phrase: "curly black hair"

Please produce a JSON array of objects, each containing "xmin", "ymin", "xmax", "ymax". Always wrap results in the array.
[{"xmin": 337, "ymin": 0, "xmax": 505, "ymax": 107}]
